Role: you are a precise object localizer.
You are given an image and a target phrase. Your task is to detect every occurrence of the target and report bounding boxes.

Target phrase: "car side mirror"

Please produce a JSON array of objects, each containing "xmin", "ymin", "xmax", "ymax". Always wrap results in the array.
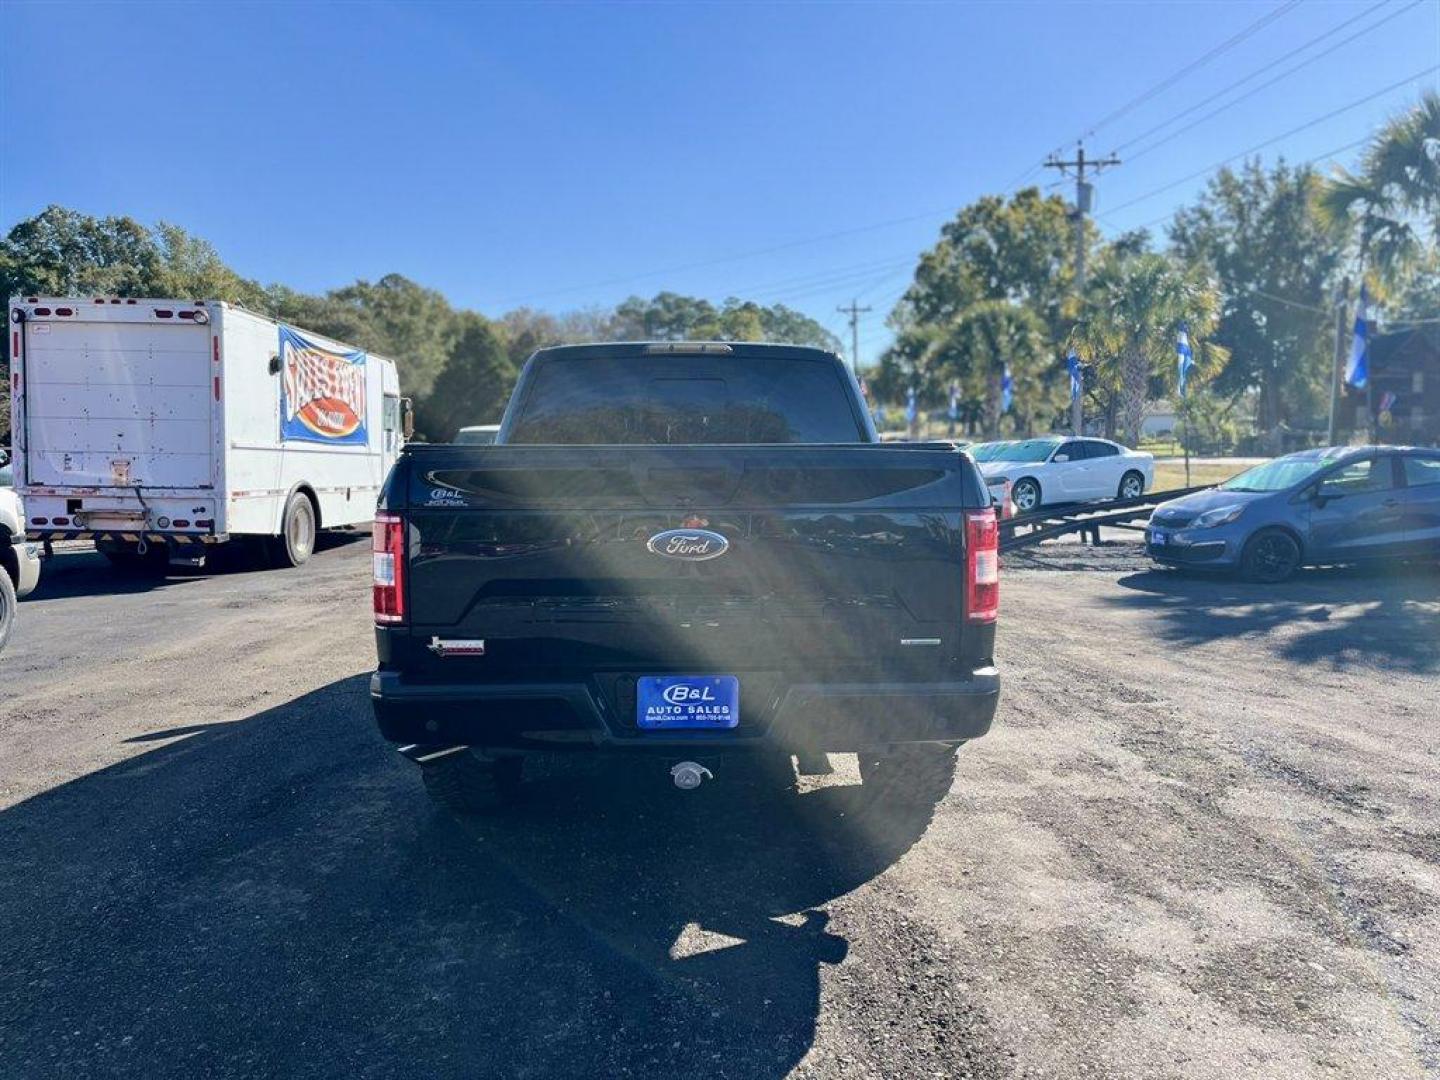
[
  {"xmin": 401, "ymin": 398, "xmax": 415, "ymax": 440},
  {"xmin": 1052, "ymin": 453, "xmax": 1070, "ymax": 463},
  {"xmin": 1312, "ymin": 484, "xmax": 1344, "ymax": 506}
]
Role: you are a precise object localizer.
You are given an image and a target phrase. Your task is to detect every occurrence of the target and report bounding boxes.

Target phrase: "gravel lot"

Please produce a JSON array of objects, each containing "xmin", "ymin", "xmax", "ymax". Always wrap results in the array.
[{"xmin": 1, "ymin": 538, "xmax": 1436, "ymax": 1078}]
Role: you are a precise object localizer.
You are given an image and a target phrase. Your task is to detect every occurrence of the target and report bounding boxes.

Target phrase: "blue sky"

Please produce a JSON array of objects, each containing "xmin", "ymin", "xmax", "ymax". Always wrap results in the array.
[{"xmin": 3, "ymin": 0, "xmax": 1437, "ymax": 365}]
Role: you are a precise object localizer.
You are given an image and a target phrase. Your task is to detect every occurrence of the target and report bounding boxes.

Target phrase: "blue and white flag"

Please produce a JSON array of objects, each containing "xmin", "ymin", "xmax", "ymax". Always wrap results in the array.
[
  {"xmin": 1001, "ymin": 365, "xmax": 1014, "ymax": 413},
  {"xmin": 1065, "ymin": 348, "xmax": 1082, "ymax": 403},
  {"xmin": 904, "ymin": 386, "xmax": 918, "ymax": 425},
  {"xmin": 1176, "ymin": 323, "xmax": 1195, "ymax": 398},
  {"xmin": 948, "ymin": 381, "xmax": 960, "ymax": 421},
  {"xmin": 1345, "ymin": 287, "xmax": 1370, "ymax": 390}
]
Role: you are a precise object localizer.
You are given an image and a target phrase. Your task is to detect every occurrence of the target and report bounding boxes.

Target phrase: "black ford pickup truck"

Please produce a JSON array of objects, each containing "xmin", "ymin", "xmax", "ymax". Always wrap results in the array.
[{"xmin": 370, "ymin": 341, "xmax": 999, "ymax": 813}]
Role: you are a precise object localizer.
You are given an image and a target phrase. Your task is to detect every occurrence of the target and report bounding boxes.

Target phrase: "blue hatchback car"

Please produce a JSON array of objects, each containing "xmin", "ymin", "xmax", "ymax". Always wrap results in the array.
[{"xmin": 1147, "ymin": 445, "xmax": 1440, "ymax": 582}]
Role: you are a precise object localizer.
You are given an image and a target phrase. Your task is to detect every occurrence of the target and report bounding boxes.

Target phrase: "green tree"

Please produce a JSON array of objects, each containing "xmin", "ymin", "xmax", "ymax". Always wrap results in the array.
[
  {"xmin": 1317, "ymin": 93, "xmax": 1440, "ymax": 288},
  {"xmin": 938, "ymin": 301, "xmax": 1052, "ymax": 438},
  {"xmin": 417, "ymin": 312, "xmax": 516, "ymax": 439},
  {"xmin": 0, "ymin": 205, "xmax": 160, "ymax": 300},
  {"xmin": 1169, "ymin": 160, "xmax": 1340, "ymax": 431},
  {"xmin": 880, "ymin": 188, "xmax": 1092, "ymax": 428},
  {"xmin": 1075, "ymin": 253, "xmax": 1225, "ymax": 448},
  {"xmin": 892, "ymin": 188, "xmax": 1087, "ymax": 341},
  {"xmin": 151, "ymin": 223, "xmax": 268, "ymax": 307},
  {"xmin": 607, "ymin": 292, "xmax": 840, "ymax": 350},
  {"xmin": 323, "ymin": 274, "xmax": 459, "ymax": 401}
]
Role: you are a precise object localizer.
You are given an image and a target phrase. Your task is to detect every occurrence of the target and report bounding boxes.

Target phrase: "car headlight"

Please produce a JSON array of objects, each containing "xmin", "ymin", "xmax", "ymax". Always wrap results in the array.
[{"xmin": 1192, "ymin": 504, "xmax": 1245, "ymax": 529}]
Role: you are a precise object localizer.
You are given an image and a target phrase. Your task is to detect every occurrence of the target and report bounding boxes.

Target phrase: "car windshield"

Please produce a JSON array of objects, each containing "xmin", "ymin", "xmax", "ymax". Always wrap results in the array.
[
  {"xmin": 1220, "ymin": 456, "xmax": 1331, "ymax": 492},
  {"xmin": 981, "ymin": 439, "xmax": 1061, "ymax": 463}
]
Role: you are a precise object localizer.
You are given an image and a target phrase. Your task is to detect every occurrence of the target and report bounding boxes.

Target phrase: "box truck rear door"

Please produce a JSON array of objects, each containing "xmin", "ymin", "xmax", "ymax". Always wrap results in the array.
[{"xmin": 22, "ymin": 316, "xmax": 213, "ymax": 489}]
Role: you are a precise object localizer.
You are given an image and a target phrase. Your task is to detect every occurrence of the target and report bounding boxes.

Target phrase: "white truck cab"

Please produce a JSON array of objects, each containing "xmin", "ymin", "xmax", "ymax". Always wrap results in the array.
[
  {"xmin": 8, "ymin": 297, "xmax": 409, "ymax": 569},
  {"xmin": 1, "ymin": 455, "xmax": 42, "ymax": 653}
]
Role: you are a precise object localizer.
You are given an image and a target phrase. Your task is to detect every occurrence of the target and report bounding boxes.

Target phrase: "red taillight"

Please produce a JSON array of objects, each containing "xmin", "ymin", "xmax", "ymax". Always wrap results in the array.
[
  {"xmin": 965, "ymin": 508, "xmax": 999, "ymax": 624},
  {"xmin": 373, "ymin": 513, "xmax": 406, "ymax": 624}
]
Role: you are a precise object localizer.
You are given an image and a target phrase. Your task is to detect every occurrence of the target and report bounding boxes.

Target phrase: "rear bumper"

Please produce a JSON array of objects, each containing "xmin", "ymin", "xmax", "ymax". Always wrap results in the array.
[
  {"xmin": 19, "ymin": 490, "xmax": 222, "ymax": 544},
  {"xmin": 370, "ymin": 668, "xmax": 1000, "ymax": 752}
]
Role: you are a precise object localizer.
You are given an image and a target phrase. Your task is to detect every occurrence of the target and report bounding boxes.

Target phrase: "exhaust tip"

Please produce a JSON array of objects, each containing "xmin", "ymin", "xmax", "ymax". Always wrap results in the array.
[{"xmin": 670, "ymin": 761, "xmax": 712, "ymax": 791}]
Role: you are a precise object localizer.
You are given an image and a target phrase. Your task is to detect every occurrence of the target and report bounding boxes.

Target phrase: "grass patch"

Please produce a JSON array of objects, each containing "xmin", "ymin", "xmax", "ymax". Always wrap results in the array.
[{"xmin": 1154, "ymin": 461, "xmax": 1243, "ymax": 491}]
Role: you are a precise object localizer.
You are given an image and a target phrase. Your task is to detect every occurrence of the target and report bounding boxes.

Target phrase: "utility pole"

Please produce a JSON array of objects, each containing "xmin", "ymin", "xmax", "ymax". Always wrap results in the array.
[
  {"xmin": 836, "ymin": 299, "xmax": 872, "ymax": 378},
  {"xmin": 1045, "ymin": 144, "xmax": 1120, "ymax": 436},
  {"xmin": 1326, "ymin": 276, "xmax": 1350, "ymax": 446}
]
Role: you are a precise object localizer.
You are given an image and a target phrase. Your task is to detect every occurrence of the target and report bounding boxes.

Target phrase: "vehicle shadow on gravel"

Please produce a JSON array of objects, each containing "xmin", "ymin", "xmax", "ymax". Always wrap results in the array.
[
  {"xmin": 0, "ymin": 675, "xmax": 952, "ymax": 1079},
  {"xmin": 1110, "ymin": 563, "xmax": 1440, "ymax": 672},
  {"xmin": 28, "ymin": 532, "xmax": 367, "ymax": 601}
]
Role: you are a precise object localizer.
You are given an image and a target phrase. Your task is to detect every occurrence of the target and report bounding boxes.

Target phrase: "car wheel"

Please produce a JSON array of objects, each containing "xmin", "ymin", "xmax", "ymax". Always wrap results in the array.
[
  {"xmin": 270, "ymin": 492, "xmax": 317, "ymax": 568},
  {"xmin": 0, "ymin": 569, "xmax": 15, "ymax": 655},
  {"xmin": 1240, "ymin": 528, "xmax": 1301, "ymax": 583},
  {"xmin": 1011, "ymin": 477, "xmax": 1041, "ymax": 513},
  {"xmin": 1118, "ymin": 471, "xmax": 1145, "ymax": 500},
  {"xmin": 421, "ymin": 751, "xmax": 524, "ymax": 816}
]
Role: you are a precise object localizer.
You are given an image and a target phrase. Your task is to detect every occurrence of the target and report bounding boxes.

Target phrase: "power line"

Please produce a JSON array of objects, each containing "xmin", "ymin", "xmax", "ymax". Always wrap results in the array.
[
  {"xmin": 1117, "ymin": 132, "xmax": 1375, "ymax": 233},
  {"xmin": 1074, "ymin": 0, "xmax": 1303, "ymax": 144},
  {"xmin": 1123, "ymin": 0, "xmax": 1425, "ymax": 162},
  {"xmin": 1114, "ymin": 0, "xmax": 1394, "ymax": 153},
  {"xmin": 1103, "ymin": 67, "xmax": 1438, "ymax": 217},
  {"xmin": 722, "ymin": 253, "xmax": 916, "ymax": 304},
  {"xmin": 491, "ymin": 207, "xmax": 949, "ymax": 308}
]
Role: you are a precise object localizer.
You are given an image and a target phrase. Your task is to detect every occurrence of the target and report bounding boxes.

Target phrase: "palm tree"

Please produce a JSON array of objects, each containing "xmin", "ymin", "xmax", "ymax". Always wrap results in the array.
[
  {"xmin": 926, "ymin": 300, "xmax": 1052, "ymax": 438},
  {"xmin": 1074, "ymin": 253, "xmax": 1224, "ymax": 448},
  {"xmin": 1364, "ymin": 90, "xmax": 1440, "ymax": 226},
  {"xmin": 1317, "ymin": 92, "xmax": 1440, "ymax": 286}
]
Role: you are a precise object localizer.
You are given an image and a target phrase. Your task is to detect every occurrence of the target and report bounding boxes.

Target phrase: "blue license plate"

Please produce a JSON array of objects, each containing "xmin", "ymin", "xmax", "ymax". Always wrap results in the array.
[
  {"xmin": 637, "ymin": 675, "xmax": 739, "ymax": 730},
  {"xmin": 1149, "ymin": 529, "xmax": 1167, "ymax": 546}
]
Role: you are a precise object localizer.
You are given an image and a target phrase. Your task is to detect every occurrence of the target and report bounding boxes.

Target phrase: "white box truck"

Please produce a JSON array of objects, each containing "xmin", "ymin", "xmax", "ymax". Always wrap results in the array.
[{"xmin": 7, "ymin": 296, "xmax": 409, "ymax": 569}]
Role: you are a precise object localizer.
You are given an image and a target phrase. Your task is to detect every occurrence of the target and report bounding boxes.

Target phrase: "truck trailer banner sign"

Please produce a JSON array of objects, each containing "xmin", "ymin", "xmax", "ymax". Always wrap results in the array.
[{"xmin": 279, "ymin": 326, "xmax": 369, "ymax": 444}]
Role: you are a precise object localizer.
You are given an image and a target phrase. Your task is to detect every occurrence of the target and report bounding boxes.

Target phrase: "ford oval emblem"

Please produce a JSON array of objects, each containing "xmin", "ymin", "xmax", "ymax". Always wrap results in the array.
[{"xmin": 646, "ymin": 528, "xmax": 729, "ymax": 561}]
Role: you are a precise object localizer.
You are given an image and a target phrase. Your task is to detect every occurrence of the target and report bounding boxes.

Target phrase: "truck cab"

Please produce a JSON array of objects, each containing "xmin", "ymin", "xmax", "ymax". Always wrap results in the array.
[{"xmin": 371, "ymin": 342, "xmax": 1001, "ymax": 813}]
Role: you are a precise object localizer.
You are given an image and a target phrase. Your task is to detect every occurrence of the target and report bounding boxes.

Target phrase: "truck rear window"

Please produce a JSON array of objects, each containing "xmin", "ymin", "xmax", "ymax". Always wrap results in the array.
[{"xmin": 505, "ymin": 356, "xmax": 865, "ymax": 444}]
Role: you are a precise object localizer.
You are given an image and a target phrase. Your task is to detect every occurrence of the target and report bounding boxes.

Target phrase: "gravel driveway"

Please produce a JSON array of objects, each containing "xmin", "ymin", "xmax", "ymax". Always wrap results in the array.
[{"xmin": 0, "ymin": 541, "xmax": 1435, "ymax": 1078}]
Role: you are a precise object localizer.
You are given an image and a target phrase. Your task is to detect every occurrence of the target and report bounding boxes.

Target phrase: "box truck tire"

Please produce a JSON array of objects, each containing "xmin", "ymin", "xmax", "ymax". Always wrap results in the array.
[{"xmin": 269, "ymin": 491, "xmax": 317, "ymax": 568}]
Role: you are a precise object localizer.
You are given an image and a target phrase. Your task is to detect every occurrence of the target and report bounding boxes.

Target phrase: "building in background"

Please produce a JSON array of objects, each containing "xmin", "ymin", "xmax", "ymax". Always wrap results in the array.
[{"xmin": 1343, "ymin": 325, "xmax": 1440, "ymax": 446}]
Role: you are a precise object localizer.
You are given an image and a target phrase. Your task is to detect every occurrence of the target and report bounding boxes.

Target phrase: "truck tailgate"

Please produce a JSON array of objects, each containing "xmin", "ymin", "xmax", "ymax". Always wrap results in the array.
[{"xmin": 391, "ymin": 444, "xmax": 988, "ymax": 679}]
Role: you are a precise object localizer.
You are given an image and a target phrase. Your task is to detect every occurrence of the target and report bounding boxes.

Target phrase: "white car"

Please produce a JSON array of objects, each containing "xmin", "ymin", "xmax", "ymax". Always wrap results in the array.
[{"xmin": 973, "ymin": 436, "xmax": 1154, "ymax": 513}]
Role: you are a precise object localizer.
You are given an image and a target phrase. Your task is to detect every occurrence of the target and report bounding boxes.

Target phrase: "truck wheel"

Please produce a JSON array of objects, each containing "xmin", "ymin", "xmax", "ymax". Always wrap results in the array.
[
  {"xmin": 1240, "ymin": 528, "xmax": 1300, "ymax": 583},
  {"xmin": 857, "ymin": 744, "xmax": 959, "ymax": 804},
  {"xmin": 270, "ymin": 492, "xmax": 317, "ymax": 568},
  {"xmin": 421, "ymin": 752, "xmax": 523, "ymax": 816},
  {"xmin": 0, "ymin": 569, "xmax": 15, "ymax": 655}
]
